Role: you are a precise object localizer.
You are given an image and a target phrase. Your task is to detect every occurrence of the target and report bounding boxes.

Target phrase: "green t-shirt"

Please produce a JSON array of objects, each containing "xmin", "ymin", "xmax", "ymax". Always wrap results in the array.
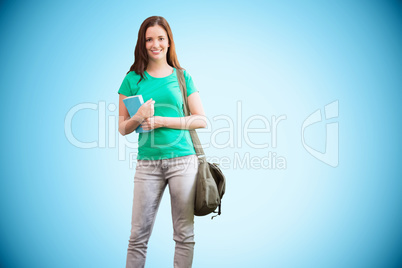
[{"xmin": 118, "ymin": 68, "xmax": 199, "ymax": 160}]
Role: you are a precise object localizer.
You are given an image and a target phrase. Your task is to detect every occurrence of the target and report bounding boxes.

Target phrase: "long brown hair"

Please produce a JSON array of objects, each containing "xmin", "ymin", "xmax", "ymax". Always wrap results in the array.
[{"xmin": 127, "ymin": 16, "xmax": 182, "ymax": 82}]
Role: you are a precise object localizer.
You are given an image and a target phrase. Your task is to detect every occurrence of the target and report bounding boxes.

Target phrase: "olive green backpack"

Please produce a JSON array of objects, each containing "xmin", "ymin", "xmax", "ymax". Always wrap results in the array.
[{"xmin": 176, "ymin": 69, "xmax": 226, "ymax": 219}]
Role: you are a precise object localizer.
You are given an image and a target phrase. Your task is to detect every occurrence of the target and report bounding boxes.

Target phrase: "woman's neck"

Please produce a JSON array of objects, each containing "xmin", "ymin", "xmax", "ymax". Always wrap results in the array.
[{"xmin": 146, "ymin": 61, "xmax": 173, "ymax": 78}]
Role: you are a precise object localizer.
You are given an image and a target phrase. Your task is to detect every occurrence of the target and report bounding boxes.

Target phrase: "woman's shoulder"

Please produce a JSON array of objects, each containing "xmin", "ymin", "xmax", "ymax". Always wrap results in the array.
[
  {"xmin": 177, "ymin": 68, "xmax": 198, "ymax": 95},
  {"xmin": 118, "ymin": 71, "xmax": 142, "ymax": 96},
  {"xmin": 180, "ymin": 68, "xmax": 189, "ymax": 75},
  {"xmin": 180, "ymin": 68, "xmax": 196, "ymax": 84},
  {"xmin": 125, "ymin": 71, "xmax": 142, "ymax": 83},
  {"xmin": 179, "ymin": 68, "xmax": 193, "ymax": 80},
  {"xmin": 125, "ymin": 71, "xmax": 143, "ymax": 89}
]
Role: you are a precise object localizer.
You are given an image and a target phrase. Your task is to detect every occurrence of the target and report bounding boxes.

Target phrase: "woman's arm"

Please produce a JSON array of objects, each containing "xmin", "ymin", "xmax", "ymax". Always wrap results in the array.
[
  {"xmin": 118, "ymin": 94, "xmax": 155, "ymax": 136},
  {"xmin": 141, "ymin": 92, "xmax": 207, "ymax": 130}
]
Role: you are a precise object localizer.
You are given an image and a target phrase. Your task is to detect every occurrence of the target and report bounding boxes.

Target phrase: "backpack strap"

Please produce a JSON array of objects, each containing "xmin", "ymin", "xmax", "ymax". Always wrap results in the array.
[
  {"xmin": 176, "ymin": 68, "xmax": 205, "ymax": 157},
  {"xmin": 211, "ymin": 204, "xmax": 221, "ymax": 220},
  {"xmin": 177, "ymin": 69, "xmax": 224, "ymax": 219}
]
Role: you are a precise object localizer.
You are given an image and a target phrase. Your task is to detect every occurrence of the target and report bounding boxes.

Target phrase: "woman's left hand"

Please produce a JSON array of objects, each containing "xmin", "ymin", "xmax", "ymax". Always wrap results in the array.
[{"xmin": 141, "ymin": 116, "xmax": 164, "ymax": 130}]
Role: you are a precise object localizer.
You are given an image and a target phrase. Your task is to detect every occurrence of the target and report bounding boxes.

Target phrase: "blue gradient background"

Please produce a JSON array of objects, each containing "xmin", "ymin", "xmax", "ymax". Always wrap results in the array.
[{"xmin": 1, "ymin": 0, "xmax": 401, "ymax": 267}]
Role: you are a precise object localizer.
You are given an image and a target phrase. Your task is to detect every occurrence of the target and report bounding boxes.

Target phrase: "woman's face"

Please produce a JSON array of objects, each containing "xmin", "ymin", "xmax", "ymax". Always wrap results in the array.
[{"xmin": 145, "ymin": 25, "xmax": 170, "ymax": 62}]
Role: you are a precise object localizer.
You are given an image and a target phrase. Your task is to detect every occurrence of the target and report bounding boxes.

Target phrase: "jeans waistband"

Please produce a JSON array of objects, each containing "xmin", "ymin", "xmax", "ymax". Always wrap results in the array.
[{"xmin": 137, "ymin": 154, "xmax": 198, "ymax": 166}]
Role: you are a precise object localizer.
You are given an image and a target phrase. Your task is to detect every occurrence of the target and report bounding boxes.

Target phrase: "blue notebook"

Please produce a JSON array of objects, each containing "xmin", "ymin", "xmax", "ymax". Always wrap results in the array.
[{"xmin": 122, "ymin": 95, "xmax": 151, "ymax": 133}]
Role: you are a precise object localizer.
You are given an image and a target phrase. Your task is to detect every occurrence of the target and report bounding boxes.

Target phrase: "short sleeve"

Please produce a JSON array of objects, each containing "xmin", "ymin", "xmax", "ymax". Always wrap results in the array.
[
  {"xmin": 117, "ymin": 73, "xmax": 132, "ymax": 96},
  {"xmin": 183, "ymin": 70, "xmax": 199, "ymax": 97}
]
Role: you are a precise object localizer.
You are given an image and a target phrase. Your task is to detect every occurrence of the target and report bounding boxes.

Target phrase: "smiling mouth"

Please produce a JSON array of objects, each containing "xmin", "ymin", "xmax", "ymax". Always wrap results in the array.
[{"xmin": 151, "ymin": 49, "xmax": 162, "ymax": 54}]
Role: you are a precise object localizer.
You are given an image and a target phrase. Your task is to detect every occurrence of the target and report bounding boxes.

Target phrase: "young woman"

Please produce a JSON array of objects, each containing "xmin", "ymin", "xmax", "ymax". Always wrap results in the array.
[{"xmin": 118, "ymin": 16, "xmax": 206, "ymax": 268}]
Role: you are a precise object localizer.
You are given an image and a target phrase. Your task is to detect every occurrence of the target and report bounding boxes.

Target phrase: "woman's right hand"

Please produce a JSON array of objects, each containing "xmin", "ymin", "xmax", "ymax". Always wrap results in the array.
[{"xmin": 136, "ymin": 98, "xmax": 155, "ymax": 119}]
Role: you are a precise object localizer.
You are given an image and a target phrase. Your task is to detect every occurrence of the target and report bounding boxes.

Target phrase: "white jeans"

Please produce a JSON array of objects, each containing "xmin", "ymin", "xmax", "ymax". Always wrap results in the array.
[{"xmin": 126, "ymin": 154, "xmax": 199, "ymax": 268}]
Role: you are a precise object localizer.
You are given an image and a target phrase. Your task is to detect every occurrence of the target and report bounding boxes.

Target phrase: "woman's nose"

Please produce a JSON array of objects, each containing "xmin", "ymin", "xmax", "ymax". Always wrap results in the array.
[{"xmin": 152, "ymin": 40, "xmax": 160, "ymax": 48}]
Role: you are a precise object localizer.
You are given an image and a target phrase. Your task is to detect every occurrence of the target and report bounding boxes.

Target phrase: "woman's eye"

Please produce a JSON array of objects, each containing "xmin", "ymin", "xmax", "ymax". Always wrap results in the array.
[
  {"xmin": 146, "ymin": 39, "xmax": 151, "ymax": 42},
  {"xmin": 159, "ymin": 38, "xmax": 164, "ymax": 41}
]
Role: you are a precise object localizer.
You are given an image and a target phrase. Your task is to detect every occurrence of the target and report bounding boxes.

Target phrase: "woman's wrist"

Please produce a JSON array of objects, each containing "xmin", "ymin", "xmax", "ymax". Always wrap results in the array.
[
  {"xmin": 131, "ymin": 114, "xmax": 145, "ymax": 124},
  {"xmin": 158, "ymin": 116, "xmax": 166, "ymax": 128}
]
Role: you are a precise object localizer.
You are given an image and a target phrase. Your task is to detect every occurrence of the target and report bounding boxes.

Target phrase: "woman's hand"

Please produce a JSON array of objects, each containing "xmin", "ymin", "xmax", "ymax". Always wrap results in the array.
[
  {"xmin": 141, "ymin": 116, "xmax": 165, "ymax": 130},
  {"xmin": 136, "ymin": 98, "xmax": 155, "ymax": 120}
]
